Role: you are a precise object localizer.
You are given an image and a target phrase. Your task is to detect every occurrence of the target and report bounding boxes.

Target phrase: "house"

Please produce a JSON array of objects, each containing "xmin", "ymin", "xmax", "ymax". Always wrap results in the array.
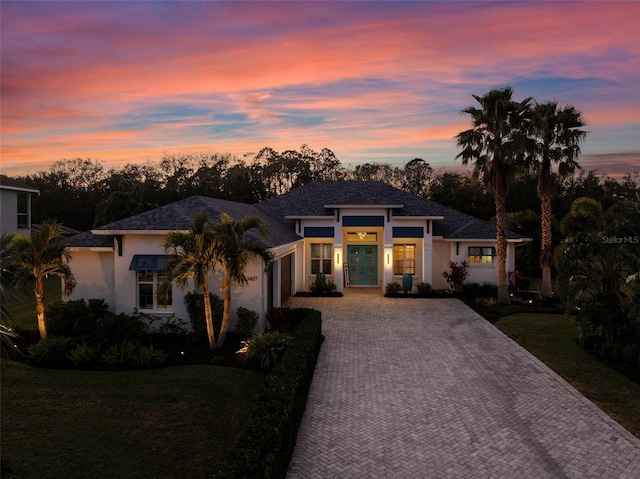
[
  {"xmin": 66, "ymin": 181, "xmax": 528, "ymax": 332},
  {"xmin": 0, "ymin": 175, "xmax": 39, "ymax": 237}
]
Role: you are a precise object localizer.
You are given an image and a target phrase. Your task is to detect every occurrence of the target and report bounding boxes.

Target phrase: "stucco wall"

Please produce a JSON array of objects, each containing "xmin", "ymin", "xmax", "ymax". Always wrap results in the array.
[
  {"xmin": 431, "ymin": 240, "xmax": 450, "ymax": 290},
  {"xmin": 0, "ymin": 189, "xmax": 31, "ymax": 236},
  {"xmin": 67, "ymin": 250, "xmax": 115, "ymax": 307}
]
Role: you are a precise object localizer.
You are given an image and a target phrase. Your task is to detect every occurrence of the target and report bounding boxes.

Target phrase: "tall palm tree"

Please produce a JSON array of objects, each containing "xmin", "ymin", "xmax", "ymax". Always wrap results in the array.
[
  {"xmin": 531, "ymin": 101, "xmax": 586, "ymax": 298},
  {"xmin": 161, "ymin": 211, "xmax": 219, "ymax": 349},
  {"xmin": 456, "ymin": 87, "xmax": 533, "ymax": 304},
  {"xmin": 11, "ymin": 221, "xmax": 76, "ymax": 340},
  {"xmin": 209, "ymin": 213, "xmax": 272, "ymax": 348}
]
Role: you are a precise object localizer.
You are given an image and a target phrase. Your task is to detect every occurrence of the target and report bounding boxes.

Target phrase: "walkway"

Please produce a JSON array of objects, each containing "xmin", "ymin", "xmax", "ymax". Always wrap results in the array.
[{"xmin": 286, "ymin": 289, "xmax": 640, "ymax": 478}]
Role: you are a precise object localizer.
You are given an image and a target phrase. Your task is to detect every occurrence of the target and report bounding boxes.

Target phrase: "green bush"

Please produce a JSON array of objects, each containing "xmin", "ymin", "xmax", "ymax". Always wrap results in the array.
[
  {"xmin": 135, "ymin": 344, "xmax": 168, "ymax": 368},
  {"xmin": 266, "ymin": 308, "xmax": 289, "ymax": 332},
  {"xmin": 215, "ymin": 309, "xmax": 323, "ymax": 479},
  {"xmin": 236, "ymin": 307, "xmax": 259, "ymax": 338},
  {"xmin": 93, "ymin": 313, "xmax": 145, "ymax": 345},
  {"xmin": 184, "ymin": 291, "xmax": 223, "ymax": 338},
  {"xmin": 479, "ymin": 282, "xmax": 498, "ymax": 298},
  {"xmin": 385, "ymin": 282, "xmax": 402, "ymax": 295},
  {"xmin": 101, "ymin": 340, "xmax": 139, "ymax": 367},
  {"xmin": 244, "ymin": 332, "xmax": 292, "ymax": 372},
  {"xmin": 27, "ymin": 337, "xmax": 75, "ymax": 366},
  {"xmin": 66, "ymin": 342, "xmax": 102, "ymax": 366},
  {"xmin": 309, "ymin": 279, "xmax": 337, "ymax": 295},
  {"xmin": 47, "ymin": 298, "xmax": 110, "ymax": 337},
  {"xmin": 415, "ymin": 282, "xmax": 433, "ymax": 295}
]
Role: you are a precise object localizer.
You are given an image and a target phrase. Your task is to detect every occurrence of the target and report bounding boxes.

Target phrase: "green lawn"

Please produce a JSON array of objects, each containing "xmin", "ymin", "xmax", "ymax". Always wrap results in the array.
[
  {"xmin": 496, "ymin": 313, "xmax": 640, "ymax": 439},
  {"xmin": 1, "ymin": 363, "xmax": 264, "ymax": 479}
]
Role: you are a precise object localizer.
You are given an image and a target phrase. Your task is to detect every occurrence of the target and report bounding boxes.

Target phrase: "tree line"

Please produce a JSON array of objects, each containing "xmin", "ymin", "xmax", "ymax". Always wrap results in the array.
[{"xmin": 13, "ymin": 147, "xmax": 637, "ymax": 232}]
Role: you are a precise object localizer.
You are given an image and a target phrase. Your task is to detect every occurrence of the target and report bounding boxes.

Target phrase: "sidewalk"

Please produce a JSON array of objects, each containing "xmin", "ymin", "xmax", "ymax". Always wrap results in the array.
[{"xmin": 286, "ymin": 290, "xmax": 640, "ymax": 478}]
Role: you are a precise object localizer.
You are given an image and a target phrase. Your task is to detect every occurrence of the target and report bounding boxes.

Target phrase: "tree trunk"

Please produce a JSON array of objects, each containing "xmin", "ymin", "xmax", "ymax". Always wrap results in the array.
[
  {"xmin": 495, "ymin": 192, "xmax": 511, "ymax": 305},
  {"xmin": 539, "ymin": 192, "xmax": 554, "ymax": 298},
  {"xmin": 202, "ymin": 281, "xmax": 216, "ymax": 350},
  {"xmin": 216, "ymin": 270, "xmax": 231, "ymax": 349},
  {"xmin": 35, "ymin": 278, "xmax": 47, "ymax": 340}
]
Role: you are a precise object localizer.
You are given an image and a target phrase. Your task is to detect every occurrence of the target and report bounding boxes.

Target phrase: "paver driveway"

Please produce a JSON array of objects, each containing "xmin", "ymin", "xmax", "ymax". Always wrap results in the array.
[{"xmin": 286, "ymin": 289, "xmax": 640, "ymax": 478}]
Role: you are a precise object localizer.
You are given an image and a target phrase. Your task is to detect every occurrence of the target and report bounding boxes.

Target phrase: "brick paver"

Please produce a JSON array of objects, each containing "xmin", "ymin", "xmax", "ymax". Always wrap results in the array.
[{"xmin": 286, "ymin": 289, "xmax": 640, "ymax": 478}]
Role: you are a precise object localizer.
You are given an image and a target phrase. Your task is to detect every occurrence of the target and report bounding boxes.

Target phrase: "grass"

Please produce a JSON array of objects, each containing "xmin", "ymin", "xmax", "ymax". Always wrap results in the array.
[
  {"xmin": 1, "ymin": 363, "xmax": 264, "ymax": 479},
  {"xmin": 3, "ymin": 276, "xmax": 62, "ymax": 331},
  {"xmin": 495, "ymin": 313, "xmax": 640, "ymax": 439}
]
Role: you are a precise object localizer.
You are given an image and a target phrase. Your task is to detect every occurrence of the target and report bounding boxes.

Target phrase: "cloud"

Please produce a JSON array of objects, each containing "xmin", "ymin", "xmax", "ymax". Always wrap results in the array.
[{"xmin": 1, "ymin": 1, "xmax": 638, "ymax": 175}]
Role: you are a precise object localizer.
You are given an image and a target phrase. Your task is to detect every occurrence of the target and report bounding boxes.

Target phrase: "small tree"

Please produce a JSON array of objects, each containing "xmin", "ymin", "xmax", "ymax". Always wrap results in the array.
[
  {"xmin": 443, "ymin": 260, "xmax": 469, "ymax": 292},
  {"xmin": 161, "ymin": 211, "xmax": 219, "ymax": 349},
  {"xmin": 209, "ymin": 214, "xmax": 272, "ymax": 348},
  {"xmin": 10, "ymin": 221, "xmax": 76, "ymax": 340}
]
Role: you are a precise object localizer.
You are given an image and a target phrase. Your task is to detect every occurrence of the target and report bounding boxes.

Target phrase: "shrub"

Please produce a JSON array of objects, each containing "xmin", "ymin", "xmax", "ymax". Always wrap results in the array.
[
  {"xmin": 135, "ymin": 344, "xmax": 168, "ymax": 368},
  {"xmin": 461, "ymin": 281, "xmax": 481, "ymax": 297},
  {"xmin": 27, "ymin": 337, "xmax": 75, "ymax": 366},
  {"xmin": 415, "ymin": 282, "xmax": 433, "ymax": 295},
  {"xmin": 93, "ymin": 313, "xmax": 145, "ymax": 346},
  {"xmin": 47, "ymin": 298, "xmax": 110, "ymax": 337},
  {"xmin": 309, "ymin": 279, "xmax": 337, "ymax": 295},
  {"xmin": 266, "ymin": 308, "xmax": 289, "ymax": 332},
  {"xmin": 479, "ymin": 282, "xmax": 498, "ymax": 298},
  {"xmin": 140, "ymin": 312, "xmax": 189, "ymax": 335},
  {"xmin": 236, "ymin": 307, "xmax": 259, "ymax": 338},
  {"xmin": 443, "ymin": 260, "xmax": 469, "ymax": 291},
  {"xmin": 216, "ymin": 309, "xmax": 323, "ymax": 479},
  {"xmin": 66, "ymin": 342, "xmax": 102, "ymax": 366},
  {"xmin": 385, "ymin": 282, "xmax": 402, "ymax": 295},
  {"xmin": 184, "ymin": 291, "xmax": 223, "ymax": 338},
  {"xmin": 244, "ymin": 332, "xmax": 292, "ymax": 372},
  {"xmin": 101, "ymin": 340, "xmax": 139, "ymax": 367}
]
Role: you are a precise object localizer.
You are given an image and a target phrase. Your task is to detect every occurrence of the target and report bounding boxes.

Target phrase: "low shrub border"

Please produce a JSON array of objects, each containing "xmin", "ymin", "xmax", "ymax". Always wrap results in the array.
[{"xmin": 215, "ymin": 308, "xmax": 323, "ymax": 479}]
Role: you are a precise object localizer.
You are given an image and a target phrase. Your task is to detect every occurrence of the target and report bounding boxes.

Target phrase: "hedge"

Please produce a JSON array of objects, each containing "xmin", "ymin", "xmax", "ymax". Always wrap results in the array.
[{"xmin": 214, "ymin": 308, "xmax": 323, "ymax": 478}]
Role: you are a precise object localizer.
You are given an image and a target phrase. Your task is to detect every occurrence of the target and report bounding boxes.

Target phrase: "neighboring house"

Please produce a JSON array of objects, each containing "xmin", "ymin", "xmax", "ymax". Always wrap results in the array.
[
  {"xmin": 66, "ymin": 181, "xmax": 529, "ymax": 332},
  {"xmin": 0, "ymin": 175, "xmax": 39, "ymax": 236}
]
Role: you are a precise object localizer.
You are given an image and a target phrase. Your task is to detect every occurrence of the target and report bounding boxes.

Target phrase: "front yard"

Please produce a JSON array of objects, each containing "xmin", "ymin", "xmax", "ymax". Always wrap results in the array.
[
  {"xmin": 495, "ymin": 313, "xmax": 640, "ymax": 439},
  {"xmin": 0, "ymin": 363, "xmax": 264, "ymax": 478}
]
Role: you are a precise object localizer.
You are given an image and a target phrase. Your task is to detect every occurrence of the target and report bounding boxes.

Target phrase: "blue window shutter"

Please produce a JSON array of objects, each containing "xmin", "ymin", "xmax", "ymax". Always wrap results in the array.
[{"xmin": 392, "ymin": 227, "xmax": 424, "ymax": 238}]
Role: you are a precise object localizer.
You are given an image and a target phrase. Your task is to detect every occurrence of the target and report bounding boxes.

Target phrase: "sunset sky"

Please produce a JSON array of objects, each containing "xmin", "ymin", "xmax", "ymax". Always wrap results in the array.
[{"xmin": 1, "ymin": 1, "xmax": 639, "ymax": 177}]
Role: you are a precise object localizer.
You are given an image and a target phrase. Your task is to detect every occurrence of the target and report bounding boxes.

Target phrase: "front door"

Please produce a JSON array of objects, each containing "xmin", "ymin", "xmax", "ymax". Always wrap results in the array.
[{"xmin": 348, "ymin": 245, "xmax": 378, "ymax": 285}]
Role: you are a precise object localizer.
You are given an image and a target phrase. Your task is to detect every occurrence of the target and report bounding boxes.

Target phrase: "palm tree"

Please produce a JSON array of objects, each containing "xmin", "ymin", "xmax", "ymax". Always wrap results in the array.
[
  {"xmin": 209, "ymin": 213, "xmax": 272, "ymax": 348},
  {"xmin": 530, "ymin": 101, "xmax": 586, "ymax": 298},
  {"xmin": 456, "ymin": 87, "xmax": 533, "ymax": 304},
  {"xmin": 11, "ymin": 221, "xmax": 76, "ymax": 340},
  {"xmin": 161, "ymin": 211, "xmax": 219, "ymax": 349}
]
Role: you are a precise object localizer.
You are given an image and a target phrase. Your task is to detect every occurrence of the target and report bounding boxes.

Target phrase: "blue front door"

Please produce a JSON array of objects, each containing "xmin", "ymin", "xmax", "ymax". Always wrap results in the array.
[{"xmin": 348, "ymin": 245, "xmax": 378, "ymax": 285}]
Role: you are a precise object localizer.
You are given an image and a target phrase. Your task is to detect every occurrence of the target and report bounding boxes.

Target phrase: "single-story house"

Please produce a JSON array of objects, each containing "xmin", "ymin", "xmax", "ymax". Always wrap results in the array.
[{"xmin": 67, "ymin": 181, "xmax": 528, "ymax": 332}]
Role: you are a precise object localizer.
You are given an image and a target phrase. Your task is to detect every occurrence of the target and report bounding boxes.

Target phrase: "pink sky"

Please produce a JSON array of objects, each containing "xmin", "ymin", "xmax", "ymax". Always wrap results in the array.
[{"xmin": 1, "ymin": 1, "xmax": 639, "ymax": 177}]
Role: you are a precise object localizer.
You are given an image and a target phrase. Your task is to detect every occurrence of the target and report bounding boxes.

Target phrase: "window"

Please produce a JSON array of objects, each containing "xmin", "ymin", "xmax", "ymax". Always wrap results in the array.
[
  {"xmin": 17, "ymin": 192, "xmax": 29, "ymax": 229},
  {"xmin": 311, "ymin": 243, "xmax": 332, "ymax": 274},
  {"xmin": 469, "ymin": 247, "xmax": 495, "ymax": 264},
  {"xmin": 393, "ymin": 244, "xmax": 415, "ymax": 275},
  {"xmin": 137, "ymin": 271, "xmax": 172, "ymax": 310}
]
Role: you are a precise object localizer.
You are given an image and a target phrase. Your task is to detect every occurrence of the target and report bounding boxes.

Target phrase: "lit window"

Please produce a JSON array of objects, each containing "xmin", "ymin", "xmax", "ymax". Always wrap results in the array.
[
  {"xmin": 311, "ymin": 243, "xmax": 332, "ymax": 274},
  {"xmin": 137, "ymin": 271, "xmax": 172, "ymax": 310},
  {"xmin": 393, "ymin": 244, "xmax": 415, "ymax": 275},
  {"xmin": 469, "ymin": 247, "xmax": 495, "ymax": 264}
]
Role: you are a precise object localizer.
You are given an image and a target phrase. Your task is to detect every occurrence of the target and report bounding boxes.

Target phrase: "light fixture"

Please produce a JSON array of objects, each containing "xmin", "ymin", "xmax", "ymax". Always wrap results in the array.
[
  {"xmin": 387, "ymin": 253, "xmax": 390, "ymax": 264},
  {"xmin": 356, "ymin": 231, "xmax": 367, "ymax": 240}
]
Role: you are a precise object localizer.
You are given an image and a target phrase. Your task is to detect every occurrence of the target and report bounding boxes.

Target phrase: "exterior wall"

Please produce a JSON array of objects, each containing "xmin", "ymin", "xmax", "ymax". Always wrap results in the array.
[
  {"xmin": 431, "ymin": 240, "xmax": 450, "ymax": 290},
  {"xmin": 298, "ymin": 209, "xmax": 435, "ymax": 293},
  {"xmin": 434, "ymin": 240, "xmax": 518, "ymax": 289},
  {"xmin": 67, "ymin": 250, "xmax": 115, "ymax": 307},
  {"xmin": 0, "ymin": 189, "xmax": 32, "ymax": 236},
  {"xmin": 69, "ymin": 233, "xmax": 272, "ymax": 333}
]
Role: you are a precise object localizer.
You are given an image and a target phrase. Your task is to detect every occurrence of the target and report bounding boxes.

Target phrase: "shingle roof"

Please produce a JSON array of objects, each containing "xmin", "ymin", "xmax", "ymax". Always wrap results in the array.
[
  {"xmin": 67, "ymin": 231, "xmax": 114, "ymax": 248},
  {"xmin": 69, "ymin": 182, "xmax": 523, "ymax": 248},
  {"xmin": 90, "ymin": 196, "xmax": 300, "ymax": 248},
  {"xmin": 255, "ymin": 181, "xmax": 523, "ymax": 240},
  {"xmin": 0, "ymin": 175, "xmax": 39, "ymax": 193}
]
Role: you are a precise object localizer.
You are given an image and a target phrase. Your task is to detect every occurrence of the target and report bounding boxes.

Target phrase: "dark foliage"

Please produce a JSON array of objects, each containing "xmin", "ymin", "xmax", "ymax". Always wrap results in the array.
[{"xmin": 214, "ymin": 309, "xmax": 323, "ymax": 479}]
